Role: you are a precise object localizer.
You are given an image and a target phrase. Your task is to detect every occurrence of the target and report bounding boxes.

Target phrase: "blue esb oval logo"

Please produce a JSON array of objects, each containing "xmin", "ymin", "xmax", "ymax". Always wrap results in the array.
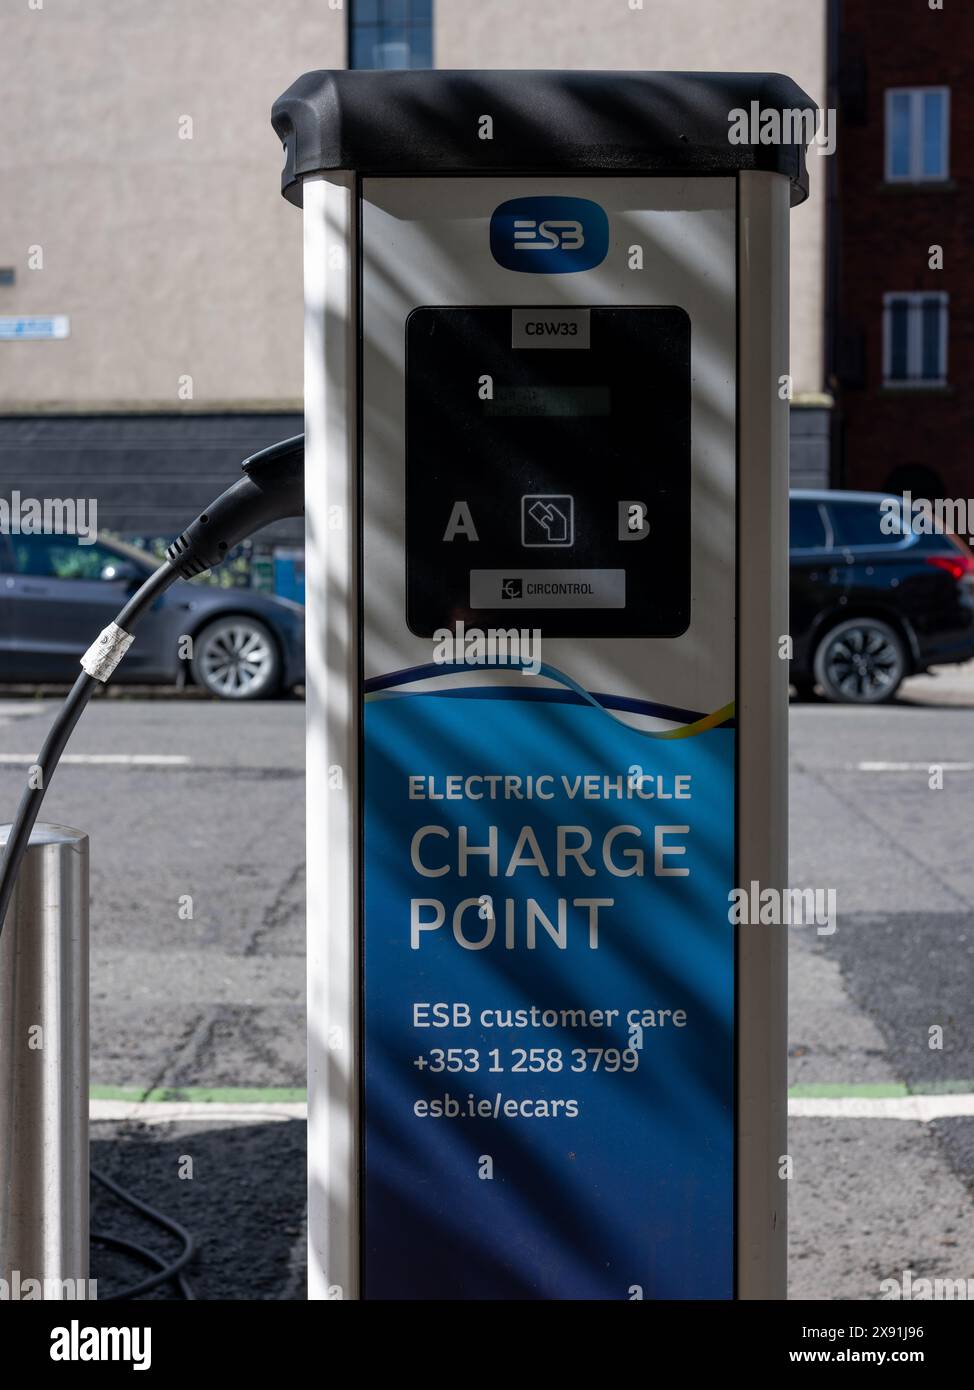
[{"xmin": 489, "ymin": 196, "xmax": 609, "ymax": 274}]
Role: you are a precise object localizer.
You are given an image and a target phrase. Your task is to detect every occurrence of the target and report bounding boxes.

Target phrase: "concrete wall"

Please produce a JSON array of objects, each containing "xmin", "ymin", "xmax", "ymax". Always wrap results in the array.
[
  {"xmin": 0, "ymin": 0, "xmax": 344, "ymax": 411},
  {"xmin": 0, "ymin": 0, "xmax": 826, "ymax": 413}
]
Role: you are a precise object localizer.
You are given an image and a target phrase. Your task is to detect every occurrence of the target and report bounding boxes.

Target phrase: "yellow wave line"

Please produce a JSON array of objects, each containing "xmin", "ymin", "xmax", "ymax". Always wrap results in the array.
[{"xmin": 648, "ymin": 700, "xmax": 736, "ymax": 740}]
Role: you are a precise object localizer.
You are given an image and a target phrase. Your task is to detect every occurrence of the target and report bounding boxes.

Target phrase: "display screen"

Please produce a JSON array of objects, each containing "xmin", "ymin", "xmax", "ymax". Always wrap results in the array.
[
  {"xmin": 484, "ymin": 385, "xmax": 611, "ymax": 417},
  {"xmin": 406, "ymin": 304, "xmax": 691, "ymax": 639}
]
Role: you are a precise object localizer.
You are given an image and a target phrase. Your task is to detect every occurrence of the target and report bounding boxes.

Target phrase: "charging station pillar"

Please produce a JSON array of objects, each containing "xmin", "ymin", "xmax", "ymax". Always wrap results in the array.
[{"xmin": 273, "ymin": 70, "xmax": 814, "ymax": 1301}]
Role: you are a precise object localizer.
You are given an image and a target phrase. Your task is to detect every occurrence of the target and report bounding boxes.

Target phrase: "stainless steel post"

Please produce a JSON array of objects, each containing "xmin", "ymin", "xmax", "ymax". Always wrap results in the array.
[{"xmin": 0, "ymin": 823, "xmax": 89, "ymax": 1294}]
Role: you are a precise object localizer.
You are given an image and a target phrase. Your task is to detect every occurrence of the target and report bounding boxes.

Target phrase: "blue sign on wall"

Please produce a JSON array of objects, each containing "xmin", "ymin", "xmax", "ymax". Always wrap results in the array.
[
  {"xmin": 0, "ymin": 315, "xmax": 70, "ymax": 340},
  {"xmin": 363, "ymin": 671, "xmax": 735, "ymax": 1300}
]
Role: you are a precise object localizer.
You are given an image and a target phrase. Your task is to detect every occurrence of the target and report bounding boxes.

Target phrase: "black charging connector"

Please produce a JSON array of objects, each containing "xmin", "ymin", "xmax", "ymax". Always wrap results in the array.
[{"xmin": 166, "ymin": 434, "xmax": 306, "ymax": 578}]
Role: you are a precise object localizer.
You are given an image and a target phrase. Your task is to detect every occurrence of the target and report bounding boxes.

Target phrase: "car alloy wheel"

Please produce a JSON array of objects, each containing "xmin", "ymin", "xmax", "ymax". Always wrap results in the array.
[
  {"xmin": 192, "ymin": 616, "xmax": 281, "ymax": 700},
  {"xmin": 813, "ymin": 618, "xmax": 906, "ymax": 705}
]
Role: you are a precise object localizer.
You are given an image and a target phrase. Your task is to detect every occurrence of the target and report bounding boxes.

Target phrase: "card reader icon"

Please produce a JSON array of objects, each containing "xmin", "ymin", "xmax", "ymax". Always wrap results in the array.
[{"xmin": 522, "ymin": 494, "xmax": 574, "ymax": 547}]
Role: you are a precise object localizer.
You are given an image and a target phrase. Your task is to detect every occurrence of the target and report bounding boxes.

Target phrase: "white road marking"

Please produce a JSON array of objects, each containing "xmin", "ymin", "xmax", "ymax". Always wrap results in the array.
[
  {"xmin": 855, "ymin": 761, "xmax": 974, "ymax": 772},
  {"xmin": 790, "ymin": 1095, "xmax": 974, "ymax": 1121},
  {"xmin": 88, "ymin": 1095, "xmax": 974, "ymax": 1125},
  {"xmin": 90, "ymin": 1099, "xmax": 305, "ymax": 1124},
  {"xmin": 0, "ymin": 753, "xmax": 190, "ymax": 766}
]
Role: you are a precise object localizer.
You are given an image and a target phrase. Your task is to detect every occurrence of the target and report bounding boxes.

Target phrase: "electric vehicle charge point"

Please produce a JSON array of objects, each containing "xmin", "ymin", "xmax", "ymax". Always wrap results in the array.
[{"xmin": 272, "ymin": 69, "xmax": 815, "ymax": 1301}]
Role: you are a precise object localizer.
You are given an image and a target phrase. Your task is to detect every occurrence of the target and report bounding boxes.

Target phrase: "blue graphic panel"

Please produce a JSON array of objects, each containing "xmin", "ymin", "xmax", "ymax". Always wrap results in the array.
[{"xmin": 363, "ymin": 688, "xmax": 734, "ymax": 1299}]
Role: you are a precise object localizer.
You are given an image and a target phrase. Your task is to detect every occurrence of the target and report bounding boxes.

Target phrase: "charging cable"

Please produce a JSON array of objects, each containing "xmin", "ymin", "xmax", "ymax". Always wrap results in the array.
[
  {"xmin": 0, "ymin": 432, "xmax": 304, "ymax": 934},
  {"xmin": 0, "ymin": 432, "xmax": 305, "ymax": 1296}
]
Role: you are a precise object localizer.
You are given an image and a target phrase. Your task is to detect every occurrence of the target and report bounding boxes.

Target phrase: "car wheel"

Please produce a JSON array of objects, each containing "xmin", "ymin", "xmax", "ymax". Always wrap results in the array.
[
  {"xmin": 813, "ymin": 618, "xmax": 906, "ymax": 705},
  {"xmin": 191, "ymin": 616, "xmax": 282, "ymax": 700}
]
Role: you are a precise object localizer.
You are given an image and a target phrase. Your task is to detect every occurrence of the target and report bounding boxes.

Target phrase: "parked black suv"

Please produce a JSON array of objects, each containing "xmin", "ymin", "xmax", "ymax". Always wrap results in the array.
[{"xmin": 791, "ymin": 490, "xmax": 974, "ymax": 703}]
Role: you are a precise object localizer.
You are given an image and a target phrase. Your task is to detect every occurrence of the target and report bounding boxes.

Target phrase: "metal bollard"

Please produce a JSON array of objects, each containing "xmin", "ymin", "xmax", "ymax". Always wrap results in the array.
[{"xmin": 0, "ymin": 823, "xmax": 89, "ymax": 1296}]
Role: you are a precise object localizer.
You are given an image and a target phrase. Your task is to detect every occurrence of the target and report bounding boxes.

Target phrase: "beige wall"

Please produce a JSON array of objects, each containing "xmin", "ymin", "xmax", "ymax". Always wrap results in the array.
[
  {"xmin": 0, "ymin": 0, "xmax": 826, "ymax": 410},
  {"xmin": 0, "ymin": 0, "xmax": 344, "ymax": 411},
  {"xmin": 437, "ymin": 0, "xmax": 828, "ymax": 400}
]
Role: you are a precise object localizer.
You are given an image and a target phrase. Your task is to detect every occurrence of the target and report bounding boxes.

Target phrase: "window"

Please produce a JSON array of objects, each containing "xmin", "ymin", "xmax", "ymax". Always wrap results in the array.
[
  {"xmin": 827, "ymin": 501, "xmax": 908, "ymax": 549},
  {"xmin": 790, "ymin": 499, "xmax": 829, "ymax": 550},
  {"xmin": 349, "ymin": 0, "xmax": 432, "ymax": 70},
  {"xmin": 885, "ymin": 88, "xmax": 949, "ymax": 181},
  {"xmin": 883, "ymin": 293, "xmax": 948, "ymax": 386},
  {"xmin": 10, "ymin": 534, "xmax": 124, "ymax": 580}
]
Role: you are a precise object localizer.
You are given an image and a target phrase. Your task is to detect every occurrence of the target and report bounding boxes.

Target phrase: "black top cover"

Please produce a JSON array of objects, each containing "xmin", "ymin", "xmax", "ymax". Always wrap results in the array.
[{"xmin": 271, "ymin": 69, "xmax": 816, "ymax": 207}]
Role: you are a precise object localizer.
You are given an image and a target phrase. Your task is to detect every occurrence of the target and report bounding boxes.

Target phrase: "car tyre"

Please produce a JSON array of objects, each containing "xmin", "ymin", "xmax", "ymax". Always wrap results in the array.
[
  {"xmin": 191, "ymin": 616, "xmax": 282, "ymax": 700},
  {"xmin": 813, "ymin": 618, "xmax": 906, "ymax": 705}
]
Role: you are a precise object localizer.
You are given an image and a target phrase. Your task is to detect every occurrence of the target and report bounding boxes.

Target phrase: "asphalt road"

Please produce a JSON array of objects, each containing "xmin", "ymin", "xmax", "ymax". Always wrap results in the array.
[{"xmin": 1, "ymin": 666, "xmax": 972, "ymax": 1300}]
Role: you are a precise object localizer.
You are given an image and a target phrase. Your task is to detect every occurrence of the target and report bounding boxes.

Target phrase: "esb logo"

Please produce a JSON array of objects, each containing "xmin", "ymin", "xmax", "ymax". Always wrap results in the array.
[{"xmin": 489, "ymin": 197, "xmax": 609, "ymax": 273}]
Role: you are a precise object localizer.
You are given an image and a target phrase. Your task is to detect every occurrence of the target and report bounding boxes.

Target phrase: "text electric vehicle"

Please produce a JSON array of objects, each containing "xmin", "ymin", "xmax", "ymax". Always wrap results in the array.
[{"xmin": 790, "ymin": 490, "xmax": 974, "ymax": 704}]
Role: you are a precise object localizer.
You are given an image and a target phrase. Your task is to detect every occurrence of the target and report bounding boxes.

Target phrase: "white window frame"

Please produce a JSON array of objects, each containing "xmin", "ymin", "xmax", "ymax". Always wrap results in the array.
[
  {"xmin": 885, "ymin": 87, "xmax": 950, "ymax": 182},
  {"xmin": 882, "ymin": 291, "xmax": 949, "ymax": 388}
]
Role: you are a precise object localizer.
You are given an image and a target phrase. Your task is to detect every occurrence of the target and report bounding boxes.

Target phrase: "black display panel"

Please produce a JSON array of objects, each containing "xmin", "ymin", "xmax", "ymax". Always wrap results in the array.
[{"xmin": 405, "ymin": 306, "xmax": 691, "ymax": 639}]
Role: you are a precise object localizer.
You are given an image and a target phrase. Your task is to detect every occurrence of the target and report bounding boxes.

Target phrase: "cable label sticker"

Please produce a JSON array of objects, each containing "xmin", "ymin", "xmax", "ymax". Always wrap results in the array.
[{"xmin": 80, "ymin": 624, "xmax": 134, "ymax": 682}]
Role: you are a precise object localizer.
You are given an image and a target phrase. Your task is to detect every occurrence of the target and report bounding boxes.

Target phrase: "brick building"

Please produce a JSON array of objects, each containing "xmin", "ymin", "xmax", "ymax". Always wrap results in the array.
[{"xmin": 831, "ymin": 0, "xmax": 970, "ymax": 501}]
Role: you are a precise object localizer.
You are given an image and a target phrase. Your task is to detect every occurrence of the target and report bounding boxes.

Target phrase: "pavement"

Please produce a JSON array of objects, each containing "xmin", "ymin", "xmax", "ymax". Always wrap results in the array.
[
  {"xmin": 1, "ymin": 662, "xmax": 973, "ymax": 1300},
  {"xmin": 788, "ymin": 663, "xmax": 974, "ymax": 1299}
]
